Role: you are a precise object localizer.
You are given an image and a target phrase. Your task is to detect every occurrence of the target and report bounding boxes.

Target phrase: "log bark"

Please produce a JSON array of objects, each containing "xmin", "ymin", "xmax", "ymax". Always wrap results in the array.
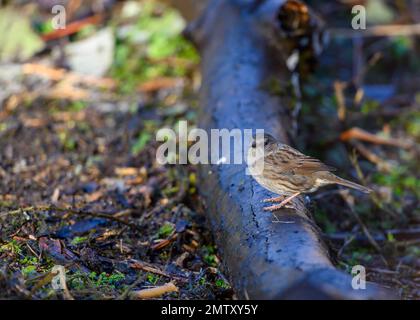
[{"xmin": 186, "ymin": 0, "xmax": 394, "ymax": 299}]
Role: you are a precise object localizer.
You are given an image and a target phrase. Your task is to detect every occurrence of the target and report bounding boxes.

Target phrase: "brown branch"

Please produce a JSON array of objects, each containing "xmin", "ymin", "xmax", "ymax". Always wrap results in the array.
[
  {"xmin": 0, "ymin": 205, "xmax": 141, "ymax": 231},
  {"xmin": 340, "ymin": 127, "xmax": 413, "ymax": 149},
  {"xmin": 41, "ymin": 14, "xmax": 104, "ymax": 41},
  {"xmin": 329, "ymin": 23, "xmax": 420, "ymax": 38}
]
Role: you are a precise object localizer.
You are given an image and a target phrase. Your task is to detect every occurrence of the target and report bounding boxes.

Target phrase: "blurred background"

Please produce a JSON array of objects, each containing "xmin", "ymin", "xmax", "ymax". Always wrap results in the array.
[{"xmin": 0, "ymin": 0, "xmax": 419, "ymax": 299}]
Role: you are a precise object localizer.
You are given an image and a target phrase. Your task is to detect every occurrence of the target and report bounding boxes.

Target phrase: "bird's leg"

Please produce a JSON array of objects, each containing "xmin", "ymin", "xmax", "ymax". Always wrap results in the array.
[
  {"xmin": 263, "ymin": 192, "xmax": 301, "ymax": 211},
  {"xmin": 263, "ymin": 194, "xmax": 287, "ymax": 203}
]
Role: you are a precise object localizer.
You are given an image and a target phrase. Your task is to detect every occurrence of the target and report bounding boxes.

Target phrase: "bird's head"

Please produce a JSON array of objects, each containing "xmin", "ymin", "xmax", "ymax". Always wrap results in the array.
[
  {"xmin": 249, "ymin": 133, "xmax": 277, "ymax": 151},
  {"xmin": 247, "ymin": 133, "xmax": 277, "ymax": 166}
]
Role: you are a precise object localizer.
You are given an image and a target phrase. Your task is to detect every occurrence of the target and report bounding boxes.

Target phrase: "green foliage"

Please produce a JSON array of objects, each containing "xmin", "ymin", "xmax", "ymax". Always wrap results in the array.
[
  {"xmin": 97, "ymin": 272, "xmax": 125, "ymax": 287},
  {"xmin": 19, "ymin": 256, "xmax": 38, "ymax": 266},
  {"xmin": 89, "ymin": 271, "xmax": 125, "ymax": 288},
  {"xmin": 215, "ymin": 278, "xmax": 230, "ymax": 289},
  {"xmin": 158, "ymin": 222, "xmax": 174, "ymax": 238},
  {"xmin": 68, "ymin": 272, "xmax": 86, "ymax": 290},
  {"xmin": 347, "ymin": 248, "xmax": 373, "ymax": 267},
  {"xmin": 373, "ymin": 166, "xmax": 420, "ymax": 198},
  {"xmin": 202, "ymin": 245, "xmax": 218, "ymax": 267},
  {"xmin": 386, "ymin": 232, "xmax": 395, "ymax": 243},
  {"xmin": 131, "ymin": 120, "xmax": 158, "ymax": 155},
  {"xmin": 69, "ymin": 101, "xmax": 87, "ymax": 112},
  {"xmin": 0, "ymin": 240, "xmax": 22, "ymax": 255},
  {"xmin": 67, "ymin": 271, "xmax": 125, "ymax": 291},
  {"xmin": 390, "ymin": 36, "xmax": 412, "ymax": 58},
  {"xmin": 405, "ymin": 110, "xmax": 420, "ymax": 139},
  {"xmin": 0, "ymin": 7, "xmax": 45, "ymax": 62},
  {"xmin": 360, "ymin": 99, "xmax": 380, "ymax": 115},
  {"xmin": 35, "ymin": 20, "xmax": 55, "ymax": 35},
  {"xmin": 198, "ymin": 276, "xmax": 207, "ymax": 286},
  {"xmin": 131, "ymin": 131, "xmax": 152, "ymax": 155},
  {"xmin": 71, "ymin": 236, "xmax": 88, "ymax": 246},
  {"xmin": 189, "ymin": 172, "xmax": 197, "ymax": 194},
  {"xmin": 22, "ymin": 265, "xmax": 37, "ymax": 277},
  {"xmin": 146, "ymin": 273, "xmax": 159, "ymax": 285},
  {"xmin": 58, "ymin": 131, "xmax": 77, "ymax": 151},
  {"xmin": 111, "ymin": 1, "xmax": 198, "ymax": 93}
]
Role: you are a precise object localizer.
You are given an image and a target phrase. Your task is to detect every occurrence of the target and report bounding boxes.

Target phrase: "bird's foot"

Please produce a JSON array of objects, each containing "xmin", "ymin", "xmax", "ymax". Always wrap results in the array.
[
  {"xmin": 263, "ymin": 192, "xmax": 301, "ymax": 211},
  {"xmin": 262, "ymin": 195, "xmax": 287, "ymax": 203},
  {"xmin": 264, "ymin": 202, "xmax": 294, "ymax": 211}
]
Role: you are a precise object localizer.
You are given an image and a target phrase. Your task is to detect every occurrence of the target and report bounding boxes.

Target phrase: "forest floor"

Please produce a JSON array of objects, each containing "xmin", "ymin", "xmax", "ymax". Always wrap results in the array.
[
  {"xmin": 0, "ymin": 0, "xmax": 419, "ymax": 299},
  {"xmin": 0, "ymin": 1, "xmax": 233, "ymax": 300}
]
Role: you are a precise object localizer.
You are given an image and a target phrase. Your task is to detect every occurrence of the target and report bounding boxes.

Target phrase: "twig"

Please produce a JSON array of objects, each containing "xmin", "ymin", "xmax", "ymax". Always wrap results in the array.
[
  {"xmin": 337, "ymin": 231, "xmax": 356, "ymax": 258},
  {"xmin": 129, "ymin": 261, "xmax": 172, "ymax": 278},
  {"xmin": 340, "ymin": 127, "xmax": 413, "ymax": 149},
  {"xmin": 130, "ymin": 282, "xmax": 178, "ymax": 299},
  {"xmin": 334, "ymin": 81, "xmax": 347, "ymax": 121},
  {"xmin": 349, "ymin": 151, "xmax": 398, "ymax": 219},
  {"xmin": 349, "ymin": 140, "xmax": 393, "ymax": 172},
  {"xmin": 151, "ymin": 234, "xmax": 178, "ymax": 251},
  {"xmin": 138, "ymin": 77, "xmax": 183, "ymax": 93},
  {"xmin": 337, "ymin": 237, "xmax": 354, "ymax": 258},
  {"xmin": 22, "ymin": 63, "xmax": 184, "ymax": 100},
  {"xmin": 338, "ymin": 190, "xmax": 389, "ymax": 267},
  {"xmin": 117, "ymin": 276, "xmax": 144, "ymax": 300},
  {"xmin": 22, "ymin": 63, "xmax": 116, "ymax": 89},
  {"xmin": 41, "ymin": 14, "xmax": 104, "ymax": 41},
  {"xmin": 0, "ymin": 205, "xmax": 141, "ymax": 231}
]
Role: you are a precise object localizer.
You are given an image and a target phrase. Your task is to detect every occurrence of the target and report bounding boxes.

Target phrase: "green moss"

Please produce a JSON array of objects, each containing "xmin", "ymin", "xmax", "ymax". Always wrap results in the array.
[
  {"xmin": 202, "ymin": 245, "xmax": 218, "ymax": 267},
  {"xmin": 0, "ymin": 240, "xmax": 22, "ymax": 255},
  {"xmin": 19, "ymin": 256, "xmax": 38, "ymax": 266},
  {"xmin": 390, "ymin": 36, "xmax": 412, "ymax": 58},
  {"xmin": 71, "ymin": 236, "xmax": 88, "ymax": 246},
  {"xmin": 361, "ymin": 99, "xmax": 380, "ymax": 115},
  {"xmin": 96, "ymin": 272, "xmax": 125, "ymax": 287},
  {"xmin": 69, "ymin": 101, "xmax": 87, "ymax": 112},
  {"xmin": 158, "ymin": 222, "xmax": 174, "ymax": 238},
  {"xmin": 58, "ymin": 131, "xmax": 77, "ymax": 151},
  {"xmin": 215, "ymin": 278, "xmax": 230, "ymax": 289},
  {"xmin": 131, "ymin": 119, "xmax": 158, "ymax": 155},
  {"xmin": 22, "ymin": 265, "xmax": 37, "ymax": 277},
  {"xmin": 146, "ymin": 273, "xmax": 159, "ymax": 285},
  {"xmin": 83, "ymin": 271, "xmax": 126, "ymax": 289},
  {"xmin": 198, "ymin": 276, "xmax": 207, "ymax": 286},
  {"xmin": 406, "ymin": 113, "xmax": 420, "ymax": 139}
]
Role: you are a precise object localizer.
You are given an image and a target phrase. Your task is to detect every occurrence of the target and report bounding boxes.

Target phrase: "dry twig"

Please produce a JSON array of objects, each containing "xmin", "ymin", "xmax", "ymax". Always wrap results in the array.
[
  {"xmin": 130, "ymin": 282, "xmax": 178, "ymax": 299},
  {"xmin": 340, "ymin": 127, "xmax": 413, "ymax": 149},
  {"xmin": 329, "ymin": 23, "xmax": 420, "ymax": 38}
]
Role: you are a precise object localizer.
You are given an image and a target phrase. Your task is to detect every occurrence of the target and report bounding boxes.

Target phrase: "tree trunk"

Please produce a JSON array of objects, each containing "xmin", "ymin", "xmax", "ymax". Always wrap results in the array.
[{"xmin": 185, "ymin": 0, "xmax": 393, "ymax": 299}]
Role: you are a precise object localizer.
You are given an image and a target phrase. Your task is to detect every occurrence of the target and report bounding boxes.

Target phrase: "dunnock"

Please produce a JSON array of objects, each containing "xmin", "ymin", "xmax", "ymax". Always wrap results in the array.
[{"xmin": 247, "ymin": 133, "xmax": 372, "ymax": 211}]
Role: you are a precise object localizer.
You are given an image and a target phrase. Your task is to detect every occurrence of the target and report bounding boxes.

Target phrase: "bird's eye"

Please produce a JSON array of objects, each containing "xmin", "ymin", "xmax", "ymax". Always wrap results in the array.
[
  {"xmin": 251, "ymin": 141, "xmax": 256, "ymax": 148},
  {"xmin": 264, "ymin": 138, "xmax": 269, "ymax": 146}
]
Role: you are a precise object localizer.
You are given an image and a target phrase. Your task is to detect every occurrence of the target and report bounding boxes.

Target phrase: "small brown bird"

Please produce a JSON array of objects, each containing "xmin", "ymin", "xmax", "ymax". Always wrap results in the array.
[{"xmin": 247, "ymin": 133, "xmax": 372, "ymax": 211}]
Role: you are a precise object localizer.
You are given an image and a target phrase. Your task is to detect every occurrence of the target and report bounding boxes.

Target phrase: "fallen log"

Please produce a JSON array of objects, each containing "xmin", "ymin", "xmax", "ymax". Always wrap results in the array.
[{"xmin": 187, "ymin": 0, "xmax": 394, "ymax": 299}]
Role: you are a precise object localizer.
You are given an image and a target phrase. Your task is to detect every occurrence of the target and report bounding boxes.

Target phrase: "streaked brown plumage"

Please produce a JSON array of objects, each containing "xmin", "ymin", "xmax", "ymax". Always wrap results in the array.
[{"xmin": 247, "ymin": 133, "xmax": 372, "ymax": 211}]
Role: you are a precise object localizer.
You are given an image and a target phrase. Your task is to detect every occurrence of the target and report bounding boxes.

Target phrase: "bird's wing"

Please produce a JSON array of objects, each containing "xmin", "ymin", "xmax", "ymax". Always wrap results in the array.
[{"xmin": 266, "ymin": 145, "xmax": 336, "ymax": 175}]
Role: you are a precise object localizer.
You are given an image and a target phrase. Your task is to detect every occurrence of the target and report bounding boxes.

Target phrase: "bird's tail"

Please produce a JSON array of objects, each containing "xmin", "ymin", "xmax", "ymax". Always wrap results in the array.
[{"xmin": 332, "ymin": 175, "xmax": 372, "ymax": 194}]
